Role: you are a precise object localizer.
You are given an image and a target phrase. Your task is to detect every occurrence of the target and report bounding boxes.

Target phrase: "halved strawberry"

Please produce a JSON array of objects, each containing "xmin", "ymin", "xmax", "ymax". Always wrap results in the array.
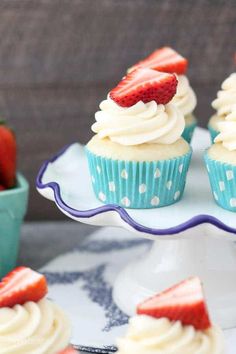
[
  {"xmin": 110, "ymin": 68, "xmax": 177, "ymax": 107},
  {"xmin": 137, "ymin": 277, "xmax": 211, "ymax": 330},
  {"xmin": 0, "ymin": 125, "xmax": 17, "ymax": 188},
  {"xmin": 57, "ymin": 347, "xmax": 79, "ymax": 354},
  {"xmin": 0, "ymin": 266, "xmax": 48, "ymax": 308},
  {"xmin": 129, "ymin": 47, "xmax": 188, "ymax": 75}
]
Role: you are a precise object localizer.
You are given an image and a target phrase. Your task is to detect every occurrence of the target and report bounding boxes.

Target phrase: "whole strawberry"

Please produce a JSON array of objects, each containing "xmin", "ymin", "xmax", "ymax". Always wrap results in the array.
[{"xmin": 0, "ymin": 124, "xmax": 17, "ymax": 189}]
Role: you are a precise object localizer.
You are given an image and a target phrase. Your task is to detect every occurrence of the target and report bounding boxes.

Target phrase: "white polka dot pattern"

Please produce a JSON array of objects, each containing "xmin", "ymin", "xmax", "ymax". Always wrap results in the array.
[
  {"xmin": 219, "ymin": 181, "xmax": 225, "ymax": 192},
  {"xmin": 109, "ymin": 181, "xmax": 116, "ymax": 192},
  {"xmin": 121, "ymin": 197, "xmax": 131, "ymax": 207},
  {"xmin": 213, "ymin": 191, "xmax": 219, "ymax": 201},
  {"xmin": 139, "ymin": 184, "xmax": 147, "ymax": 194},
  {"xmin": 87, "ymin": 148, "xmax": 191, "ymax": 209},
  {"xmin": 226, "ymin": 170, "xmax": 234, "ymax": 181},
  {"xmin": 154, "ymin": 168, "xmax": 161, "ymax": 178},
  {"xmin": 174, "ymin": 191, "xmax": 180, "ymax": 200},
  {"xmin": 230, "ymin": 198, "xmax": 236, "ymax": 208},
  {"xmin": 179, "ymin": 164, "xmax": 184, "ymax": 173},
  {"xmin": 98, "ymin": 192, "xmax": 106, "ymax": 202},
  {"xmin": 121, "ymin": 169, "xmax": 128, "ymax": 179},
  {"xmin": 151, "ymin": 196, "xmax": 160, "ymax": 206}
]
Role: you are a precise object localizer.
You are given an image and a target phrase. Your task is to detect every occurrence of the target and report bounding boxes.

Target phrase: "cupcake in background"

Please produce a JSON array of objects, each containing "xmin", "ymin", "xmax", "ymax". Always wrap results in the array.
[
  {"xmin": 117, "ymin": 277, "xmax": 225, "ymax": 354},
  {"xmin": 205, "ymin": 99, "xmax": 236, "ymax": 211},
  {"xmin": 208, "ymin": 73, "xmax": 236, "ymax": 143},
  {"xmin": 86, "ymin": 68, "xmax": 192, "ymax": 209},
  {"xmin": 0, "ymin": 266, "xmax": 72, "ymax": 353},
  {"xmin": 128, "ymin": 47, "xmax": 197, "ymax": 143}
]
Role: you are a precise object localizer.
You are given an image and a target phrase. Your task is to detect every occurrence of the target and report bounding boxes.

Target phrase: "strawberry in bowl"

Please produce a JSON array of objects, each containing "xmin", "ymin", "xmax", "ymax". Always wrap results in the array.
[{"xmin": 0, "ymin": 122, "xmax": 28, "ymax": 278}]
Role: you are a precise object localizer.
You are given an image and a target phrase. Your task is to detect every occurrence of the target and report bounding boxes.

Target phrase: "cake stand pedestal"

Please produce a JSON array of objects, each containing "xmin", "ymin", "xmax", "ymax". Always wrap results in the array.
[{"xmin": 36, "ymin": 128, "xmax": 236, "ymax": 329}]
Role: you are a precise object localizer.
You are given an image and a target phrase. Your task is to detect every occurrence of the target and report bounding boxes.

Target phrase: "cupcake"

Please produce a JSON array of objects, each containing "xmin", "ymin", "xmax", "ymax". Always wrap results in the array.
[
  {"xmin": 0, "ymin": 266, "xmax": 71, "ymax": 353},
  {"xmin": 208, "ymin": 73, "xmax": 236, "ymax": 143},
  {"xmin": 205, "ymin": 99, "xmax": 236, "ymax": 211},
  {"xmin": 117, "ymin": 277, "xmax": 225, "ymax": 354},
  {"xmin": 86, "ymin": 68, "xmax": 192, "ymax": 209},
  {"xmin": 128, "ymin": 47, "xmax": 197, "ymax": 143}
]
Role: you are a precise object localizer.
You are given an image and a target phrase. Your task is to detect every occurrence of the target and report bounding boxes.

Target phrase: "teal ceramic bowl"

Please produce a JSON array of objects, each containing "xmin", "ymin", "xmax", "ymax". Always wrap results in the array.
[{"xmin": 0, "ymin": 174, "xmax": 29, "ymax": 278}]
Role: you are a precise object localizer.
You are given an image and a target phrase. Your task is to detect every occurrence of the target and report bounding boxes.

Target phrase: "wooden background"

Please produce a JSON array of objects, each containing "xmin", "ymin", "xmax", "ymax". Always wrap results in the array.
[{"xmin": 0, "ymin": 0, "xmax": 235, "ymax": 220}]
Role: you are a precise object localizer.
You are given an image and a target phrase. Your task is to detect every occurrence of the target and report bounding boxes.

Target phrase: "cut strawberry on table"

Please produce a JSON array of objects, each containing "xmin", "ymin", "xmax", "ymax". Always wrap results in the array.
[
  {"xmin": 129, "ymin": 47, "xmax": 188, "ymax": 75},
  {"xmin": 110, "ymin": 68, "xmax": 178, "ymax": 107},
  {"xmin": 0, "ymin": 125, "xmax": 17, "ymax": 189},
  {"xmin": 0, "ymin": 266, "xmax": 48, "ymax": 308},
  {"xmin": 57, "ymin": 347, "xmax": 79, "ymax": 354},
  {"xmin": 137, "ymin": 277, "xmax": 211, "ymax": 330}
]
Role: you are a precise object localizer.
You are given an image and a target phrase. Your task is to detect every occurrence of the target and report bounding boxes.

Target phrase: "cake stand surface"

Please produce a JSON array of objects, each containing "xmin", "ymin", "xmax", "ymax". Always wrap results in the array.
[{"xmin": 37, "ymin": 128, "xmax": 236, "ymax": 329}]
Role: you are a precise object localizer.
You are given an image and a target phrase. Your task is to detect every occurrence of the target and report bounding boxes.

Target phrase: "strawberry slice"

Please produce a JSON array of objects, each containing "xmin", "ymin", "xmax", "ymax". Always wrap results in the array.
[
  {"xmin": 129, "ymin": 47, "xmax": 188, "ymax": 75},
  {"xmin": 137, "ymin": 277, "xmax": 211, "ymax": 330},
  {"xmin": 0, "ymin": 266, "xmax": 48, "ymax": 308},
  {"xmin": 57, "ymin": 347, "xmax": 79, "ymax": 354},
  {"xmin": 110, "ymin": 68, "xmax": 177, "ymax": 107},
  {"xmin": 0, "ymin": 125, "xmax": 17, "ymax": 189}
]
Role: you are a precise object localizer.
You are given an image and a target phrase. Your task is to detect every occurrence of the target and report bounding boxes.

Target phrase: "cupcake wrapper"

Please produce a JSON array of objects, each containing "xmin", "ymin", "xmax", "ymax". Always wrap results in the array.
[
  {"xmin": 204, "ymin": 153, "xmax": 236, "ymax": 212},
  {"xmin": 208, "ymin": 125, "xmax": 219, "ymax": 144},
  {"xmin": 86, "ymin": 148, "xmax": 192, "ymax": 209},
  {"xmin": 182, "ymin": 122, "xmax": 197, "ymax": 143}
]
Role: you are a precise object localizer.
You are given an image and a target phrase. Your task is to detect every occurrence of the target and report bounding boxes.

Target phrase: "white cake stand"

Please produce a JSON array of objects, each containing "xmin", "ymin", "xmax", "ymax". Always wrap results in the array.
[{"xmin": 37, "ymin": 128, "xmax": 236, "ymax": 329}]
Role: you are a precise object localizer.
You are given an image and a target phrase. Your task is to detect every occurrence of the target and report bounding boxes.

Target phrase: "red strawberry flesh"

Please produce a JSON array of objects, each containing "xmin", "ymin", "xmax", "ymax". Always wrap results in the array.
[
  {"xmin": 129, "ymin": 47, "xmax": 188, "ymax": 75},
  {"xmin": 0, "ymin": 266, "xmax": 48, "ymax": 308},
  {"xmin": 0, "ymin": 125, "xmax": 17, "ymax": 189},
  {"xmin": 110, "ymin": 68, "xmax": 178, "ymax": 107},
  {"xmin": 137, "ymin": 277, "xmax": 211, "ymax": 330}
]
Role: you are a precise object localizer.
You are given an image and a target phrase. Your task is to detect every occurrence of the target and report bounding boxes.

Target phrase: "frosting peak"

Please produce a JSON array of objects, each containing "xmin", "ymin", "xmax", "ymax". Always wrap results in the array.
[
  {"xmin": 212, "ymin": 73, "xmax": 236, "ymax": 117},
  {"xmin": 117, "ymin": 315, "xmax": 225, "ymax": 354},
  {"xmin": 213, "ymin": 73, "xmax": 236, "ymax": 151},
  {"xmin": 0, "ymin": 298, "xmax": 71, "ymax": 354},
  {"xmin": 92, "ymin": 97, "xmax": 185, "ymax": 146},
  {"xmin": 170, "ymin": 75, "xmax": 197, "ymax": 116}
]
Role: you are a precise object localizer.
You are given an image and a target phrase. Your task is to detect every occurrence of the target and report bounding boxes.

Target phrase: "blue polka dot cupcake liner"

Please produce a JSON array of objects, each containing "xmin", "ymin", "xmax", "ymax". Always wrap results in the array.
[
  {"xmin": 86, "ymin": 148, "xmax": 192, "ymax": 209},
  {"xmin": 204, "ymin": 153, "xmax": 236, "ymax": 212},
  {"xmin": 208, "ymin": 125, "xmax": 219, "ymax": 144},
  {"xmin": 182, "ymin": 121, "xmax": 197, "ymax": 143}
]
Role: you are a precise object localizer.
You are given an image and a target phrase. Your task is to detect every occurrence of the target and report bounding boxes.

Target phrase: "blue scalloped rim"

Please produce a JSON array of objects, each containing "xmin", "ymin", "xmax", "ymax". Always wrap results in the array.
[{"xmin": 36, "ymin": 143, "xmax": 236, "ymax": 236}]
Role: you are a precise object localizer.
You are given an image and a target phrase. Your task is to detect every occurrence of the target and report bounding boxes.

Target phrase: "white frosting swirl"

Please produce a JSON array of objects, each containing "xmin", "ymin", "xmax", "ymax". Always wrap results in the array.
[
  {"xmin": 0, "ymin": 298, "xmax": 71, "ymax": 354},
  {"xmin": 92, "ymin": 97, "xmax": 185, "ymax": 146},
  {"xmin": 170, "ymin": 75, "xmax": 197, "ymax": 116},
  {"xmin": 117, "ymin": 315, "xmax": 225, "ymax": 354},
  {"xmin": 214, "ymin": 105, "xmax": 236, "ymax": 151},
  {"xmin": 212, "ymin": 73, "xmax": 236, "ymax": 117}
]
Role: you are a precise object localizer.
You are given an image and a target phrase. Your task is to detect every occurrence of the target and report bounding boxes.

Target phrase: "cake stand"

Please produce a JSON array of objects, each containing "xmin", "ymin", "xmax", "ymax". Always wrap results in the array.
[{"xmin": 37, "ymin": 128, "xmax": 236, "ymax": 329}]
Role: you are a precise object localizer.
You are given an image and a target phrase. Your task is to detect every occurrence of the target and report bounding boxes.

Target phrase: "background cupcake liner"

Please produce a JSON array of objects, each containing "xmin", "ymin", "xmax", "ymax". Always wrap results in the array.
[
  {"xmin": 86, "ymin": 148, "xmax": 192, "ymax": 209},
  {"xmin": 208, "ymin": 125, "xmax": 219, "ymax": 144},
  {"xmin": 204, "ymin": 153, "xmax": 236, "ymax": 212},
  {"xmin": 182, "ymin": 121, "xmax": 197, "ymax": 143}
]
